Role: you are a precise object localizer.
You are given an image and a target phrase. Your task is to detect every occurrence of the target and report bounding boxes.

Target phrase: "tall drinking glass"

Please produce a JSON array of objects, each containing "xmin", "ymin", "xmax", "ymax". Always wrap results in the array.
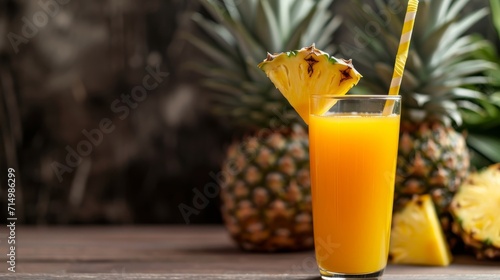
[{"xmin": 309, "ymin": 95, "xmax": 401, "ymax": 279}]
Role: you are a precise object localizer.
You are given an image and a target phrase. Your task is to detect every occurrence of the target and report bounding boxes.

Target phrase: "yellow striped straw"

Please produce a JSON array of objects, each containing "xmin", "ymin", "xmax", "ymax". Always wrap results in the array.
[
  {"xmin": 384, "ymin": 0, "xmax": 419, "ymax": 115},
  {"xmin": 389, "ymin": 0, "xmax": 419, "ymax": 96}
]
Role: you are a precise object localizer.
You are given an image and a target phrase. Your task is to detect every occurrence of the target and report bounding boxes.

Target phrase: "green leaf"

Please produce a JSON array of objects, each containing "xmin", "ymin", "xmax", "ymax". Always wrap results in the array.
[
  {"xmin": 374, "ymin": 0, "xmax": 403, "ymax": 36},
  {"xmin": 303, "ymin": 10, "xmax": 330, "ymax": 46},
  {"xmin": 191, "ymin": 13, "xmax": 237, "ymax": 58},
  {"xmin": 401, "ymin": 70, "xmax": 420, "ymax": 91},
  {"xmin": 490, "ymin": 0, "xmax": 500, "ymax": 39},
  {"xmin": 430, "ymin": 60, "xmax": 496, "ymax": 84},
  {"xmin": 315, "ymin": 15, "xmax": 342, "ymax": 49},
  {"xmin": 426, "ymin": 8, "xmax": 488, "ymax": 68},
  {"xmin": 436, "ymin": 0, "xmax": 453, "ymax": 26},
  {"xmin": 411, "ymin": 93, "xmax": 431, "ymax": 107},
  {"xmin": 436, "ymin": 36, "xmax": 490, "ymax": 69},
  {"xmin": 479, "ymin": 100, "xmax": 500, "ymax": 122},
  {"xmin": 255, "ymin": 0, "xmax": 281, "ymax": 52},
  {"xmin": 438, "ymin": 8, "xmax": 489, "ymax": 54},
  {"xmin": 203, "ymin": 0, "xmax": 264, "ymax": 63},
  {"xmin": 203, "ymin": 0, "xmax": 227, "ymax": 21},
  {"xmin": 467, "ymin": 134, "xmax": 500, "ymax": 163},
  {"xmin": 448, "ymin": 88, "xmax": 487, "ymax": 100},
  {"xmin": 291, "ymin": 0, "xmax": 314, "ymax": 26},
  {"xmin": 275, "ymin": 0, "xmax": 291, "ymax": 42},
  {"xmin": 185, "ymin": 62, "xmax": 243, "ymax": 84},
  {"xmin": 429, "ymin": 100, "xmax": 459, "ymax": 111},
  {"xmin": 357, "ymin": 26, "xmax": 392, "ymax": 62},
  {"xmin": 284, "ymin": 4, "xmax": 318, "ymax": 50},
  {"xmin": 427, "ymin": 0, "xmax": 452, "ymax": 35},
  {"xmin": 487, "ymin": 69, "xmax": 500, "ymax": 87},
  {"xmin": 344, "ymin": 2, "xmax": 395, "ymax": 62},
  {"xmin": 359, "ymin": 2, "xmax": 390, "ymax": 29},
  {"xmin": 414, "ymin": 0, "xmax": 430, "ymax": 41},
  {"xmin": 317, "ymin": 0, "xmax": 334, "ymax": 11},
  {"xmin": 491, "ymin": 92, "xmax": 500, "ymax": 106},
  {"xmin": 357, "ymin": 79, "xmax": 388, "ymax": 95},
  {"xmin": 445, "ymin": 108, "xmax": 463, "ymax": 127},
  {"xmin": 304, "ymin": 0, "xmax": 335, "ymax": 48},
  {"xmin": 246, "ymin": 57, "xmax": 267, "ymax": 83},
  {"xmin": 461, "ymin": 108, "xmax": 488, "ymax": 126},
  {"xmin": 447, "ymin": 0, "xmax": 469, "ymax": 22},
  {"xmin": 469, "ymin": 150, "xmax": 494, "ymax": 171},
  {"xmin": 420, "ymin": 85, "xmax": 452, "ymax": 95},
  {"xmin": 379, "ymin": 30, "xmax": 400, "ymax": 59},
  {"xmin": 202, "ymin": 80, "xmax": 247, "ymax": 96},
  {"xmin": 423, "ymin": 20, "xmax": 455, "ymax": 65},
  {"xmin": 236, "ymin": 0, "xmax": 258, "ymax": 30},
  {"xmin": 224, "ymin": 0, "xmax": 242, "ymax": 23},
  {"xmin": 374, "ymin": 62, "xmax": 393, "ymax": 82},
  {"xmin": 406, "ymin": 49, "xmax": 423, "ymax": 75},
  {"xmin": 241, "ymin": 81, "xmax": 262, "ymax": 96},
  {"xmin": 456, "ymin": 100, "xmax": 484, "ymax": 112},
  {"xmin": 182, "ymin": 33, "xmax": 240, "ymax": 71},
  {"xmin": 444, "ymin": 76, "xmax": 491, "ymax": 88}
]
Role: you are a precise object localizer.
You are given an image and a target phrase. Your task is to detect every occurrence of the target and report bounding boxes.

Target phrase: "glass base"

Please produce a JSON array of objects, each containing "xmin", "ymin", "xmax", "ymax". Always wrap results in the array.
[{"xmin": 319, "ymin": 267, "xmax": 384, "ymax": 279}]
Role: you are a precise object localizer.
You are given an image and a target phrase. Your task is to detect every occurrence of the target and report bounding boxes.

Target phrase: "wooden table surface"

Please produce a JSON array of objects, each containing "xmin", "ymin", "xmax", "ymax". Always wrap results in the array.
[{"xmin": 0, "ymin": 226, "xmax": 498, "ymax": 279}]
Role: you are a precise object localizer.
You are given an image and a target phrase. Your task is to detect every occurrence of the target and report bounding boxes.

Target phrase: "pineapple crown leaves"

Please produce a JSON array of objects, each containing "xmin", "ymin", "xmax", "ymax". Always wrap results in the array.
[
  {"xmin": 345, "ymin": 0, "xmax": 496, "ymax": 127},
  {"xmin": 461, "ymin": 0, "xmax": 500, "ymax": 129},
  {"xmin": 184, "ymin": 0, "xmax": 341, "ymax": 130}
]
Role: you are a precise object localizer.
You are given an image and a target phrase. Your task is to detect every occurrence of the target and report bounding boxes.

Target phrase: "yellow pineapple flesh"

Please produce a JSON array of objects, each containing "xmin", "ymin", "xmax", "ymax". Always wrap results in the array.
[
  {"xmin": 390, "ymin": 195, "xmax": 453, "ymax": 266},
  {"xmin": 450, "ymin": 163, "xmax": 500, "ymax": 260},
  {"xmin": 258, "ymin": 44, "xmax": 362, "ymax": 124}
]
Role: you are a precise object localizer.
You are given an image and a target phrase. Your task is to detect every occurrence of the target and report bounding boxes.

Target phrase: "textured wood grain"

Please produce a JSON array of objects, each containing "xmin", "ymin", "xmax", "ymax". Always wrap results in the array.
[
  {"xmin": 0, "ymin": 226, "xmax": 498, "ymax": 279},
  {"xmin": 0, "ymin": 274, "xmax": 499, "ymax": 280}
]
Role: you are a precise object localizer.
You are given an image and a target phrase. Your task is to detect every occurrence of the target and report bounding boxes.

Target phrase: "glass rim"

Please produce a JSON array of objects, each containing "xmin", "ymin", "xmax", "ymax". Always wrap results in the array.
[{"xmin": 310, "ymin": 94, "xmax": 401, "ymax": 100}]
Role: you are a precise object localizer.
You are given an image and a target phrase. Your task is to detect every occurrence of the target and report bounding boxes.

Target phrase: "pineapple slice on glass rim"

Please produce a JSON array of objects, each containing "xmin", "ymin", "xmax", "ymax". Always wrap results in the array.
[{"xmin": 258, "ymin": 44, "xmax": 362, "ymax": 124}]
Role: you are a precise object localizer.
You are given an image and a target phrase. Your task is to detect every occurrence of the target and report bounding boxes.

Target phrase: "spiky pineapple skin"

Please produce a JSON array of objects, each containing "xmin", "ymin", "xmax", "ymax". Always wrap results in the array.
[
  {"xmin": 220, "ymin": 125, "xmax": 313, "ymax": 251},
  {"xmin": 396, "ymin": 121, "xmax": 470, "ymax": 211}
]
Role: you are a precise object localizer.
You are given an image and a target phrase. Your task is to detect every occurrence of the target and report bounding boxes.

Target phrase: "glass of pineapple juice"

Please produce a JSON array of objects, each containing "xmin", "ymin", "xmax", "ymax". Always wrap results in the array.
[{"xmin": 309, "ymin": 95, "xmax": 401, "ymax": 279}]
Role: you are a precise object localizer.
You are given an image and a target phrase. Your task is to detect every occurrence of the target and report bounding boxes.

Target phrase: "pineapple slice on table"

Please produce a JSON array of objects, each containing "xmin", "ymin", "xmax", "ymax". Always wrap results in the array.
[
  {"xmin": 390, "ymin": 195, "xmax": 453, "ymax": 266},
  {"xmin": 450, "ymin": 163, "xmax": 500, "ymax": 260},
  {"xmin": 258, "ymin": 44, "xmax": 362, "ymax": 124}
]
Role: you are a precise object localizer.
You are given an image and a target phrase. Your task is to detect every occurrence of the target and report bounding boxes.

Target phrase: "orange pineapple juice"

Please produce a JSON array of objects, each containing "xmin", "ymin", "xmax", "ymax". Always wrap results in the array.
[{"xmin": 309, "ymin": 113, "xmax": 400, "ymax": 274}]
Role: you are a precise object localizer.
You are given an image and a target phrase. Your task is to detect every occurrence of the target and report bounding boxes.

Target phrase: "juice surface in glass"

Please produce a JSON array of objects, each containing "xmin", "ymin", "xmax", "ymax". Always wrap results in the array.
[{"xmin": 309, "ymin": 112, "xmax": 400, "ymax": 275}]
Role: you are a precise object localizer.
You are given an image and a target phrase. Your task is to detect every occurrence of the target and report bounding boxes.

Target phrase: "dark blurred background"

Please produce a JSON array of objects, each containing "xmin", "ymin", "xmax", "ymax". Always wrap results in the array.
[
  {"xmin": 0, "ymin": 0, "xmax": 497, "ymax": 225},
  {"xmin": 0, "ymin": 0, "xmax": 231, "ymax": 224}
]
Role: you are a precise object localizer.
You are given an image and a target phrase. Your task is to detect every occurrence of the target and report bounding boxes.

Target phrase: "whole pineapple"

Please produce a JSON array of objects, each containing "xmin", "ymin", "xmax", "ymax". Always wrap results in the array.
[
  {"xmin": 221, "ymin": 125, "xmax": 313, "ymax": 251},
  {"xmin": 187, "ymin": 0, "xmax": 341, "ymax": 251},
  {"xmin": 346, "ymin": 0, "xmax": 494, "ymax": 247}
]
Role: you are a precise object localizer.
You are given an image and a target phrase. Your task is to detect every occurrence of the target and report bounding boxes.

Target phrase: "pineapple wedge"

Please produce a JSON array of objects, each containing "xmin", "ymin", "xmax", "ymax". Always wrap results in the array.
[
  {"xmin": 450, "ymin": 163, "xmax": 500, "ymax": 259},
  {"xmin": 390, "ymin": 195, "xmax": 453, "ymax": 266},
  {"xmin": 258, "ymin": 44, "xmax": 361, "ymax": 124}
]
